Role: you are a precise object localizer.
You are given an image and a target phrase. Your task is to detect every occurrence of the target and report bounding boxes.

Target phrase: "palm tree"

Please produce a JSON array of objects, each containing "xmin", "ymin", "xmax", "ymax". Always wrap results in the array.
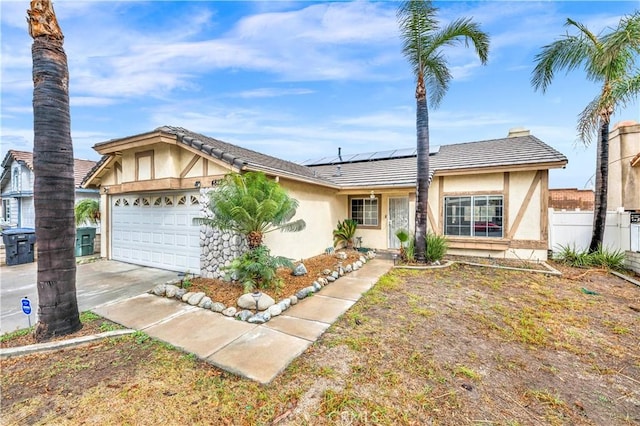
[
  {"xmin": 28, "ymin": 0, "xmax": 81, "ymax": 341},
  {"xmin": 531, "ymin": 12, "xmax": 640, "ymax": 253},
  {"xmin": 397, "ymin": 0, "xmax": 489, "ymax": 263},
  {"xmin": 198, "ymin": 171, "xmax": 306, "ymax": 249}
]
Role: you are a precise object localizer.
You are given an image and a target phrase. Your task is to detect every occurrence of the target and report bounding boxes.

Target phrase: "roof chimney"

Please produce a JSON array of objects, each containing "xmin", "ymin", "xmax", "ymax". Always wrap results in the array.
[
  {"xmin": 338, "ymin": 147, "xmax": 342, "ymax": 162},
  {"xmin": 508, "ymin": 127, "xmax": 530, "ymax": 138}
]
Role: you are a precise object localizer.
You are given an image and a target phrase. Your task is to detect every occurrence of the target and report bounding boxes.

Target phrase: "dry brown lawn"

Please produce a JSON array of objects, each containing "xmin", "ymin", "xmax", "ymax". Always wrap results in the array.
[{"xmin": 1, "ymin": 260, "xmax": 639, "ymax": 425}]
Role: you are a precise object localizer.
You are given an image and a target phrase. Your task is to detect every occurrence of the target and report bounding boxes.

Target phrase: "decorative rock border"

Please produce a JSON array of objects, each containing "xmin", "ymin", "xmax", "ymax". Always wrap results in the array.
[
  {"xmin": 148, "ymin": 251, "xmax": 377, "ymax": 324},
  {"xmin": 393, "ymin": 259, "xmax": 562, "ymax": 276}
]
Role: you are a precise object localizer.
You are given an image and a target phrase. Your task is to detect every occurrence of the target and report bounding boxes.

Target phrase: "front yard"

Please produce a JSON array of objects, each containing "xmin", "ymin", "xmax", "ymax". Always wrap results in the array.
[{"xmin": 1, "ymin": 261, "xmax": 638, "ymax": 425}]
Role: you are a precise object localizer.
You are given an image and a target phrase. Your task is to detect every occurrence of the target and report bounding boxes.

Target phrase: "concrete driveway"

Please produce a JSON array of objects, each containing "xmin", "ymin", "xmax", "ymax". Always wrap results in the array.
[{"xmin": 0, "ymin": 259, "xmax": 178, "ymax": 334}]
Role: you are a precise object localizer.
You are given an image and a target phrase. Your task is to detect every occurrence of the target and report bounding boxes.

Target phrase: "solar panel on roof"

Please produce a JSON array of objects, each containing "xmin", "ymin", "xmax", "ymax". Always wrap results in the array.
[{"xmin": 302, "ymin": 146, "xmax": 424, "ymax": 166}]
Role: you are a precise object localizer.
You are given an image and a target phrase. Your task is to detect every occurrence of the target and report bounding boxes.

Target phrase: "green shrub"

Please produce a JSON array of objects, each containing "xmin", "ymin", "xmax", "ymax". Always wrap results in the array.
[
  {"xmin": 74, "ymin": 199, "xmax": 100, "ymax": 226},
  {"xmin": 554, "ymin": 244, "xmax": 592, "ymax": 267},
  {"xmin": 405, "ymin": 236, "xmax": 416, "ymax": 263},
  {"xmin": 588, "ymin": 245, "xmax": 626, "ymax": 270},
  {"xmin": 395, "ymin": 229, "xmax": 411, "ymax": 262},
  {"xmin": 554, "ymin": 244, "xmax": 626, "ymax": 270},
  {"xmin": 425, "ymin": 232, "xmax": 448, "ymax": 262},
  {"xmin": 225, "ymin": 245, "xmax": 293, "ymax": 293},
  {"xmin": 333, "ymin": 219, "xmax": 358, "ymax": 248}
]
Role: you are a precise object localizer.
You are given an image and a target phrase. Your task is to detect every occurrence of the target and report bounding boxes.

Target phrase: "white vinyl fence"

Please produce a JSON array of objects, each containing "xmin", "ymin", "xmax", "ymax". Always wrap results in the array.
[{"xmin": 548, "ymin": 209, "xmax": 631, "ymax": 254}]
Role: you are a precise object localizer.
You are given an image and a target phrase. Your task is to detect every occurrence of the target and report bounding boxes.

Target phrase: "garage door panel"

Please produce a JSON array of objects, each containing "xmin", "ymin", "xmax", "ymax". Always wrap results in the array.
[{"xmin": 111, "ymin": 192, "xmax": 200, "ymax": 272}]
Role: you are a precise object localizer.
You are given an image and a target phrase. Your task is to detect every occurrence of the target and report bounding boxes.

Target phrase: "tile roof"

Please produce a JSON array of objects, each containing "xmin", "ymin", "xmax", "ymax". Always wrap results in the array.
[
  {"xmin": 308, "ymin": 134, "xmax": 568, "ymax": 187},
  {"xmin": 1, "ymin": 150, "xmax": 97, "ymax": 188},
  {"xmin": 83, "ymin": 128, "xmax": 567, "ymax": 190},
  {"xmin": 157, "ymin": 126, "xmax": 332, "ymax": 185}
]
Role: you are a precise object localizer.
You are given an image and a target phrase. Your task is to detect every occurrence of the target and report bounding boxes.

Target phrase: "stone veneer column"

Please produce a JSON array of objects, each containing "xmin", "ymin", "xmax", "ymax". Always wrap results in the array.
[{"xmin": 199, "ymin": 188, "xmax": 247, "ymax": 278}]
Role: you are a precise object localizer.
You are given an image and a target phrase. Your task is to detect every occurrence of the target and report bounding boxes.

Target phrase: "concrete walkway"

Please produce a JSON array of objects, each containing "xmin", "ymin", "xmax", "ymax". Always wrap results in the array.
[
  {"xmin": 93, "ymin": 258, "xmax": 393, "ymax": 384},
  {"xmin": 0, "ymin": 259, "xmax": 178, "ymax": 334}
]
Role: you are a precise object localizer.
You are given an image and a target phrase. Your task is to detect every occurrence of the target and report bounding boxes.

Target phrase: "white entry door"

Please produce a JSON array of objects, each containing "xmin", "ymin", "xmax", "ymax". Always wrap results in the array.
[
  {"xmin": 111, "ymin": 192, "xmax": 201, "ymax": 273},
  {"xmin": 388, "ymin": 197, "xmax": 409, "ymax": 249}
]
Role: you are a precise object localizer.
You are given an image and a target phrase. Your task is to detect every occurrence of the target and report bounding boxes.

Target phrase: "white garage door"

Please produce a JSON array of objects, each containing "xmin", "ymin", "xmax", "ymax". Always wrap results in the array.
[{"xmin": 111, "ymin": 192, "xmax": 201, "ymax": 273}]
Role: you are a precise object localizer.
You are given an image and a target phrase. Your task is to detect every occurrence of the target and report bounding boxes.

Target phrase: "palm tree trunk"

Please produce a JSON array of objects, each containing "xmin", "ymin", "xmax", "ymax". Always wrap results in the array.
[
  {"xmin": 29, "ymin": 0, "xmax": 81, "ymax": 341},
  {"xmin": 588, "ymin": 119, "xmax": 610, "ymax": 253},
  {"xmin": 414, "ymin": 73, "xmax": 429, "ymax": 263}
]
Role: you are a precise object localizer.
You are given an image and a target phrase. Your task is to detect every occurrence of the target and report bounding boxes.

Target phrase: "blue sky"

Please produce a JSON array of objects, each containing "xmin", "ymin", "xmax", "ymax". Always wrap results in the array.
[{"xmin": 1, "ymin": 1, "xmax": 639, "ymax": 189}]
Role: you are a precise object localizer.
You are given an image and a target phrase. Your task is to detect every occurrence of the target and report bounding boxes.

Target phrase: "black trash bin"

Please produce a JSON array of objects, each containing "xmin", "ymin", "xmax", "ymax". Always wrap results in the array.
[
  {"xmin": 2, "ymin": 228, "xmax": 36, "ymax": 266},
  {"xmin": 75, "ymin": 227, "xmax": 96, "ymax": 257}
]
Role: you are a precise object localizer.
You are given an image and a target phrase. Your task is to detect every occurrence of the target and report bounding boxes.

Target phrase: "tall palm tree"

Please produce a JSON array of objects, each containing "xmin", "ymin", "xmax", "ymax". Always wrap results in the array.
[
  {"xmin": 397, "ymin": 0, "xmax": 489, "ymax": 263},
  {"xmin": 198, "ymin": 171, "xmax": 306, "ymax": 249},
  {"xmin": 28, "ymin": 0, "xmax": 81, "ymax": 341},
  {"xmin": 532, "ymin": 12, "xmax": 640, "ymax": 253}
]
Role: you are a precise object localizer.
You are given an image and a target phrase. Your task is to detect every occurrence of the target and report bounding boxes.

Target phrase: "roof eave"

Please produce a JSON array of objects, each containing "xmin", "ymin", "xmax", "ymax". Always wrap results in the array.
[
  {"xmin": 243, "ymin": 164, "xmax": 340, "ymax": 189},
  {"xmin": 82, "ymin": 155, "xmax": 117, "ymax": 188}
]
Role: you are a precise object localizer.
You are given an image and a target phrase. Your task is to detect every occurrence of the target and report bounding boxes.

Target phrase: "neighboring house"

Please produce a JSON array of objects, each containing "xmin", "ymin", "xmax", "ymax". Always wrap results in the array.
[
  {"xmin": 608, "ymin": 120, "xmax": 640, "ymax": 213},
  {"xmin": 0, "ymin": 150, "xmax": 99, "ymax": 229},
  {"xmin": 82, "ymin": 126, "xmax": 567, "ymax": 274},
  {"xmin": 549, "ymin": 188, "xmax": 594, "ymax": 211}
]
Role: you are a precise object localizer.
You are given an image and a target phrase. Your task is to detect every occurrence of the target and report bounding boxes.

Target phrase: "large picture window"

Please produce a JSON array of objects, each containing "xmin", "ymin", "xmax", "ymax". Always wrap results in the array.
[
  {"xmin": 444, "ymin": 195, "xmax": 503, "ymax": 238},
  {"xmin": 350, "ymin": 196, "xmax": 379, "ymax": 227}
]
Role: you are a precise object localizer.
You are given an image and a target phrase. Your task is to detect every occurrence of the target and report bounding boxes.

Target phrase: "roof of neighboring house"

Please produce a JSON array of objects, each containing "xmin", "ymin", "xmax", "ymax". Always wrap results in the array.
[
  {"xmin": 308, "ymin": 134, "xmax": 568, "ymax": 188},
  {"xmin": 549, "ymin": 188, "xmax": 594, "ymax": 211},
  {"xmin": 1, "ymin": 150, "xmax": 97, "ymax": 188},
  {"xmin": 84, "ymin": 126, "xmax": 334, "ymax": 187}
]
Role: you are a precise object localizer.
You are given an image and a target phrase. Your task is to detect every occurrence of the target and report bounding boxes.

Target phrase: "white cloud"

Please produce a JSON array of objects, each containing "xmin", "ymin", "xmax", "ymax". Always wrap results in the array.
[{"xmin": 235, "ymin": 87, "xmax": 314, "ymax": 98}]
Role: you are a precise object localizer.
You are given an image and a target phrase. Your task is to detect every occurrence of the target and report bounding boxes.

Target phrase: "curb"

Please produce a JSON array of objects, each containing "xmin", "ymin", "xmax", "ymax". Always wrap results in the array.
[{"xmin": 0, "ymin": 329, "xmax": 136, "ymax": 359}]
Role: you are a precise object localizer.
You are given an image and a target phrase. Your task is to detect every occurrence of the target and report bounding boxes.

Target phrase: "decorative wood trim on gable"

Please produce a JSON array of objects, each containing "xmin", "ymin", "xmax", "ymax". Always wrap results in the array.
[
  {"xmin": 506, "ymin": 170, "xmax": 541, "ymax": 240},
  {"xmin": 135, "ymin": 150, "xmax": 154, "ymax": 181},
  {"xmin": 180, "ymin": 154, "xmax": 200, "ymax": 179},
  {"xmin": 115, "ymin": 162, "xmax": 122, "ymax": 184}
]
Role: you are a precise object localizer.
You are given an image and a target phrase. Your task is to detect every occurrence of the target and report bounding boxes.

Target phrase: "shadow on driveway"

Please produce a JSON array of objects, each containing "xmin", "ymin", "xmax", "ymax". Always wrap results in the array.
[{"xmin": 0, "ymin": 259, "xmax": 178, "ymax": 334}]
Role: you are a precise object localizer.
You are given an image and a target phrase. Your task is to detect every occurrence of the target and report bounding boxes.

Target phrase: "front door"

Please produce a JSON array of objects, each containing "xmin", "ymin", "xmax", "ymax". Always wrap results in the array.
[{"xmin": 388, "ymin": 197, "xmax": 409, "ymax": 249}]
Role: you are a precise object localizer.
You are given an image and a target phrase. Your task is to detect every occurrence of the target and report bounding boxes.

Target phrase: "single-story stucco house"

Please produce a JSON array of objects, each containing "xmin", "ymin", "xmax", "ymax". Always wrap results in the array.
[{"xmin": 82, "ymin": 125, "xmax": 567, "ymax": 275}]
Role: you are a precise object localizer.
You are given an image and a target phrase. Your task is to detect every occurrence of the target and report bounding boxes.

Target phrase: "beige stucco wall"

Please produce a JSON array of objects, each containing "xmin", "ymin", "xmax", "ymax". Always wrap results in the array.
[
  {"xmin": 263, "ymin": 177, "xmax": 342, "ymax": 260},
  {"xmin": 442, "ymin": 173, "xmax": 503, "ymax": 193},
  {"xmin": 608, "ymin": 122, "xmax": 640, "ymax": 211},
  {"xmin": 507, "ymin": 170, "xmax": 542, "ymax": 241}
]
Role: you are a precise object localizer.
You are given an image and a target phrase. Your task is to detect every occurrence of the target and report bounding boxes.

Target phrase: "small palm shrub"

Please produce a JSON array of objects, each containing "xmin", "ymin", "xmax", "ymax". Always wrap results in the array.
[
  {"xmin": 395, "ymin": 229, "xmax": 417, "ymax": 263},
  {"xmin": 395, "ymin": 228, "xmax": 410, "ymax": 262},
  {"xmin": 225, "ymin": 245, "xmax": 294, "ymax": 293},
  {"xmin": 554, "ymin": 244, "xmax": 626, "ymax": 270},
  {"xmin": 425, "ymin": 232, "xmax": 448, "ymax": 262},
  {"xmin": 333, "ymin": 219, "xmax": 358, "ymax": 249}
]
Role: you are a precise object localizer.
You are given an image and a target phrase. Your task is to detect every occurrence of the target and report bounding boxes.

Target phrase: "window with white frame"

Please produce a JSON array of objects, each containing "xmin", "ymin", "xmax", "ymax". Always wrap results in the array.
[
  {"xmin": 2, "ymin": 199, "xmax": 10, "ymax": 222},
  {"xmin": 350, "ymin": 196, "xmax": 379, "ymax": 227},
  {"xmin": 444, "ymin": 195, "xmax": 503, "ymax": 238},
  {"xmin": 12, "ymin": 168, "xmax": 19, "ymax": 192}
]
